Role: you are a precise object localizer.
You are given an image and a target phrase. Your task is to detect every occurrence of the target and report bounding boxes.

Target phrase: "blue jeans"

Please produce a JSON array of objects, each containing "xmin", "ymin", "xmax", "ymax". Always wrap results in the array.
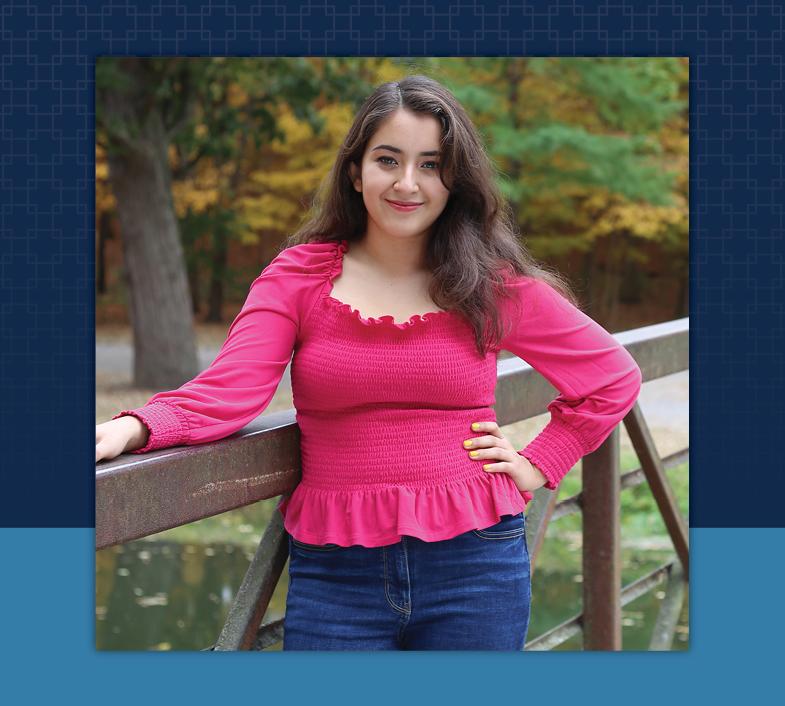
[{"xmin": 282, "ymin": 512, "xmax": 531, "ymax": 650}]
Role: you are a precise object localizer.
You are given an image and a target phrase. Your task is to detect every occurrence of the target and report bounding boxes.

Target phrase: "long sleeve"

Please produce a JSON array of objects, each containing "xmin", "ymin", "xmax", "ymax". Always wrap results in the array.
[
  {"xmin": 112, "ymin": 242, "xmax": 335, "ymax": 453},
  {"xmin": 499, "ymin": 274, "xmax": 643, "ymax": 490}
]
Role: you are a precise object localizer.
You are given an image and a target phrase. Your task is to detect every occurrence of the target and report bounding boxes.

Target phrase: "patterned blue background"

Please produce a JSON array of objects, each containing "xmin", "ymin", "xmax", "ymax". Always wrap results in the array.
[
  {"xmin": 0, "ymin": 0, "xmax": 782, "ymax": 531},
  {"xmin": 1, "ymin": 0, "xmax": 782, "ymax": 696}
]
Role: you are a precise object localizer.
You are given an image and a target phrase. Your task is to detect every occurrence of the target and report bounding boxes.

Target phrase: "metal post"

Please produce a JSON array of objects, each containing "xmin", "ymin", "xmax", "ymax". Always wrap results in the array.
[{"xmin": 581, "ymin": 427, "xmax": 622, "ymax": 650}]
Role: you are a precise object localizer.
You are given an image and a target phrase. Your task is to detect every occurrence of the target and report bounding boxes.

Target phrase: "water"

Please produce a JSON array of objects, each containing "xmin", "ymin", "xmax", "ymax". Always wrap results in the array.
[
  {"xmin": 95, "ymin": 539, "xmax": 688, "ymax": 651},
  {"xmin": 96, "ymin": 540, "xmax": 289, "ymax": 651},
  {"xmin": 530, "ymin": 555, "xmax": 690, "ymax": 651},
  {"xmin": 94, "ymin": 372, "xmax": 689, "ymax": 651}
]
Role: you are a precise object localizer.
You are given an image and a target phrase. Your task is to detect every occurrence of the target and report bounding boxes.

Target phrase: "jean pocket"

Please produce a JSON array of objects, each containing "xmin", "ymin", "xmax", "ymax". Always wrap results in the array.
[
  {"xmin": 471, "ymin": 512, "xmax": 526, "ymax": 540},
  {"xmin": 290, "ymin": 536, "xmax": 343, "ymax": 552}
]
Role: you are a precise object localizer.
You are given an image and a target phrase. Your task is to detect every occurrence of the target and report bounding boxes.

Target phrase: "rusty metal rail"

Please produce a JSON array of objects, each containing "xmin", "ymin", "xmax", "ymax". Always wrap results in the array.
[{"xmin": 97, "ymin": 317, "xmax": 689, "ymax": 651}]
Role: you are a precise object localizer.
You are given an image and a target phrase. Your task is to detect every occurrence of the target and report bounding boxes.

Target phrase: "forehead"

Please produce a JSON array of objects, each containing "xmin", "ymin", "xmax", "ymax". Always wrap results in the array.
[{"xmin": 366, "ymin": 109, "xmax": 442, "ymax": 153}]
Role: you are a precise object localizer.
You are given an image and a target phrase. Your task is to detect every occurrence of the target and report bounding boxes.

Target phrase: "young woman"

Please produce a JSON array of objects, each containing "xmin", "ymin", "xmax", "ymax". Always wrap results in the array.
[{"xmin": 96, "ymin": 75, "xmax": 642, "ymax": 651}]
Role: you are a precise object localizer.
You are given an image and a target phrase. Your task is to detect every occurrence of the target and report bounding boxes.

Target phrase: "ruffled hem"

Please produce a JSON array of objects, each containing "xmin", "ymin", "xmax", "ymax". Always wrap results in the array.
[
  {"xmin": 323, "ymin": 239, "xmax": 455, "ymax": 330},
  {"xmin": 276, "ymin": 470, "xmax": 534, "ymax": 548}
]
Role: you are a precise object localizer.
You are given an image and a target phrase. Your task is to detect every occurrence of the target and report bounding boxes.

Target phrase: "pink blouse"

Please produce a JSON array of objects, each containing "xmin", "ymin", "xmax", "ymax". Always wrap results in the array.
[{"xmin": 114, "ymin": 239, "xmax": 642, "ymax": 547}]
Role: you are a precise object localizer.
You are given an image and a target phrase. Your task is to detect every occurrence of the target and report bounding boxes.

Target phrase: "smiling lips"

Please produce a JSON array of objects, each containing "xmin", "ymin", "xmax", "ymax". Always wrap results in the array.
[{"xmin": 386, "ymin": 199, "xmax": 423, "ymax": 212}]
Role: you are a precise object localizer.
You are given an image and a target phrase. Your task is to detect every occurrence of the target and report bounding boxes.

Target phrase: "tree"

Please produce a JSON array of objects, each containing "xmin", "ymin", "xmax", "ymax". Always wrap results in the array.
[
  {"xmin": 169, "ymin": 58, "xmax": 375, "ymax": 323},
  {"xmin": 96, "ymin": 57, "xmax": 372, "ymax": 387},
  {"xmin": 404, "ymin": 57, "xmax": 688, "ymax": 326},
  {"xmin": 97, "ymin": 58, "xmax": 200, "ymax": 388}
]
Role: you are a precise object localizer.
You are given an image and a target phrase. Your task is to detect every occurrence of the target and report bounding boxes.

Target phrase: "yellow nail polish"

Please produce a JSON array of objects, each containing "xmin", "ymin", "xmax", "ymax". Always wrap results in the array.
[
  {"xmin": 483, "ymin": 464, "xmax": 491, "ymax": 471},
  {"xmin": 463, "ymin": 440, "xmax": 472, "ymax": 448},
  {"xmin": 471, "ymin": 423, "xmax": 480, "ymax": 430},
  {"xmin": 469, "ymin": 450, "xmax": 479, "ymax": 458}
]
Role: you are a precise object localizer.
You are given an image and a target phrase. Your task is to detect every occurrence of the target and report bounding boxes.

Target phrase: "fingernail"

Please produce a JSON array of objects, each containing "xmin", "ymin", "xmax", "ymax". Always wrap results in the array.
[
  {"xmin": 463, "ymin": 440, "xmax": 473, "ymax": 448},
  {"xmin": 471, "ymin": 423, "xmax": 480, "ymax": 430},
  {"xmin": 483, "ymin": 464, "xmax": 491, "ymax": 471},
  {"xmin": 469, "ymin": 451, "xmax": 479, "ymax": 458}
]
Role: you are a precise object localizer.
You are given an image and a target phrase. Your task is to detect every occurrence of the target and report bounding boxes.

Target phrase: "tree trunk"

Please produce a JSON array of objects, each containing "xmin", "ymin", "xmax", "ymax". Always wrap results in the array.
[
  {"xmin": 681, "ymin": 274, "xmax": 689, "ymax": 317},
  {"xmin": 674, "ymin": 268, "xmax": 689, "ymax": 319},
  {"xmin": 206, "ymin": 129, "xmax": 249, "ymax": 324},
  {"xmin": 593, "ymin": 233, "xmax": 614, "ymax": 326},
  {"xmin": 107, "ymin": 110, "xmax": 199, "ymax": 389},
  {"xmin": 606, "ymin": 266, "xmax": 622, "ymax": 330},
  {"xmin": 187, "ymin": 254, "xmax": 202, "ymax": 317},
  {"xmin": 581, "ymin": 248, "xmax": 597, "ymax": 316},
  {"xmin": 96, "ymin": 210, "xmax": 112, "ymax": 295},
  {"xmin": 206, "ymin": 230, "xmax": 228, "ymax": 323},
  {"xmin": 606, "ymin": 233, "xmax": 629, "ymax": 329}
]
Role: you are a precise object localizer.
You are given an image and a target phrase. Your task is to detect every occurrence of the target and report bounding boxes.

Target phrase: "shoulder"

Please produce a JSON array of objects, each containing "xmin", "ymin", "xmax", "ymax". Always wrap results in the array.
[
  {"xmin": 263, "ymin": 240, "xmax": 342, "ymax": 277},
  {"xmin": 242, "ymin": 240, "xmax": 341, "ymax": 325},
  {"xmin": 497, "ymin": 269, "xmax": 575, "ymax": 322},
  {"xmin": 254, "ymin": 240, "xmax": 342, "ymax": 291}
]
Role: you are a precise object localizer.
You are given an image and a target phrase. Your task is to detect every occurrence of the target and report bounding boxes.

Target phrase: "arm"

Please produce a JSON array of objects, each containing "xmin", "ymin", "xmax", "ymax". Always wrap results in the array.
[
  {"xmin": 112, "ymin": 246, "xmax": 318, "ymax": 453},
  {"xmin": 499, "ymin": 275, "xmax": 643, "ymax": 490}
]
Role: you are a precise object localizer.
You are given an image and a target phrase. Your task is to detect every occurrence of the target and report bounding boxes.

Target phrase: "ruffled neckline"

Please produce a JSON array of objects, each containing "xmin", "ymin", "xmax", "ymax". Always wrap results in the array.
[{"xmin": 324, "ymin": 239, "xmax": 455, "ymax": 331}]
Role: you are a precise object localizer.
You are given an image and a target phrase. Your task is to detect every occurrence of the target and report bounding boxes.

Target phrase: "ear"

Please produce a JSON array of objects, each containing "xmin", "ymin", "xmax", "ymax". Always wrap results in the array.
[{"xmin": 349, "ymin": 162, "xmax": 362, "ymax": 192}]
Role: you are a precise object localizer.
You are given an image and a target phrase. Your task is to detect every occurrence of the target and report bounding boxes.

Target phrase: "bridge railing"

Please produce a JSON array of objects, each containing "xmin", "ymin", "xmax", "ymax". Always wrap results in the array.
[{"xmin": 96, "ymin": 317, "xmax": 689, "ymax": 651}]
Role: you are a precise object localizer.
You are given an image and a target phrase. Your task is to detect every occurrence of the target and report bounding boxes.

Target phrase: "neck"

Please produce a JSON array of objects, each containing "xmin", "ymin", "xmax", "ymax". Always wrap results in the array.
[{"xmin": 351, "ymin": 232, "xmax": 430, "ymax": 277}]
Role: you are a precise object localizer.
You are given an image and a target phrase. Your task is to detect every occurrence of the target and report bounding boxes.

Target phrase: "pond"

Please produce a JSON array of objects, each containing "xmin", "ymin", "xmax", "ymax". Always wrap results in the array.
[{"xmin": 96, "ymin": 536, "xmax": 688, "ymax": 651}]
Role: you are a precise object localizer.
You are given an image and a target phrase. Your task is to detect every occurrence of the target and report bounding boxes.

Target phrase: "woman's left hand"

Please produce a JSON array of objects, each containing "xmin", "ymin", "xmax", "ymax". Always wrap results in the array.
[{"xmin": 464, "ymin": 421, "xmax": 548, "ymax": 493}]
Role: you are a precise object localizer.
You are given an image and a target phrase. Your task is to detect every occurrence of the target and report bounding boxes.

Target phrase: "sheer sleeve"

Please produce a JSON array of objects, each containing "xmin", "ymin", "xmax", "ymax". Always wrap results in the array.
[
  {"xmin": 112, "ymin": 242, "xmax": 335, "ymax": 453},
  {"xmin": 498, "ymin": 274, "xmax": 643, "ymax": 490}
]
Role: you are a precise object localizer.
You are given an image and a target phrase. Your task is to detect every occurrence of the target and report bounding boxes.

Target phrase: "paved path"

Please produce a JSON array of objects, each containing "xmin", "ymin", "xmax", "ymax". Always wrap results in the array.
[
  {"xmin": 97, "ymin": 342, "xmax": 221, "ymax": 375},
  {"xmin": 96, "ymin": 342, "xmax": 293, "ymax": 385}
]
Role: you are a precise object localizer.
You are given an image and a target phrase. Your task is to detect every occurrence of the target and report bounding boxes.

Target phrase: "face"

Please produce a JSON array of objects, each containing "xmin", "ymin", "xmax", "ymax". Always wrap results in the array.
[{"xmin": 349, "ymin": 108, "xmax": 450, "ymax": 244}]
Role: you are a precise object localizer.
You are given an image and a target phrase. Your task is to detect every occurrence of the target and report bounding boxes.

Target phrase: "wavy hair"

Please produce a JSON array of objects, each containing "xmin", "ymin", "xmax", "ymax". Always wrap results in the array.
[{"xmin": 283, "ymin": 74, "xmax": 578, "ymax": 356}]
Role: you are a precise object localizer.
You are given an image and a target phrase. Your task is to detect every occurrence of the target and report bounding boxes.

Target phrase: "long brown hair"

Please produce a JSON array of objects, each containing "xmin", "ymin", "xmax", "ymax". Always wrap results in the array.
[{"xmin": 283, "ymin": 74, "xmax": 578, "ymax": 356}]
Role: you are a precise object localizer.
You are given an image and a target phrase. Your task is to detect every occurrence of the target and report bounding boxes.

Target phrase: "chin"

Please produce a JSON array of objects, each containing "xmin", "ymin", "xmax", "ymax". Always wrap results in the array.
[{"xmin": 386, "ymin": 227, "xmax": 430, "ymax": 239}]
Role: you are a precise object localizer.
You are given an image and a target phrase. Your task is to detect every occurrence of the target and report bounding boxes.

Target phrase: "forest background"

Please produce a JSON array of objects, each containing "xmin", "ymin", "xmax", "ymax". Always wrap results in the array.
[
  {"xmin": 96, "ymin": 56, "xmax": 688, "ymax": 392},
  {"xmin": 95, "ymin": 56, "xmax": 689, "ymax": 651}
]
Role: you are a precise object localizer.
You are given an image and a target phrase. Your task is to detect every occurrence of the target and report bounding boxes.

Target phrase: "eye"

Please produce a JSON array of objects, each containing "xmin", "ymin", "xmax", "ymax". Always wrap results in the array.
[{"xmin": 375, "ymin": 156, "xmax": 440, "ymax": 170}]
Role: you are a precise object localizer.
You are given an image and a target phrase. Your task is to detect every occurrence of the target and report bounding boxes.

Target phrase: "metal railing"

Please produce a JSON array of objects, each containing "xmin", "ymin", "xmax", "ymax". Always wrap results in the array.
[{"xmin": 96, "ymin": 316, "xmax": 689, "ymax": 651}]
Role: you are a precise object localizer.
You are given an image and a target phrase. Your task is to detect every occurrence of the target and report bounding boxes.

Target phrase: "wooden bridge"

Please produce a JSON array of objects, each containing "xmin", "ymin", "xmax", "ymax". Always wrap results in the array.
[{"xmin": 96, "ymin": 317, "xmax": 689, "ymax": 651}]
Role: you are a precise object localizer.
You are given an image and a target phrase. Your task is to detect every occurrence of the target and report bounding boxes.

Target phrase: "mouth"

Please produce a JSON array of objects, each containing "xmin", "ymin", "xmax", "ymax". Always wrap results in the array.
[{"xmin": 386, "ymin": 199, "xmax": 423, "ymax": 212}]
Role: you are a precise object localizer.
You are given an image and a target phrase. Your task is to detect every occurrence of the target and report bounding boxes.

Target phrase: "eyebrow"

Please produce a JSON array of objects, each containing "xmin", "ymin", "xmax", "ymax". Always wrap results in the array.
[{"xmin": 370, "ymin": 144, "xmax": 441, "ymax": 157}]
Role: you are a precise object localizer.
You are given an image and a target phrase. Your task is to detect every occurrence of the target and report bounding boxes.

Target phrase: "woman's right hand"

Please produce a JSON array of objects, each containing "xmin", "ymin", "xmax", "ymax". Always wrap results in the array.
[{"xmin": 95, "ymin": 416, "xmax": 150, "ymax": 463}]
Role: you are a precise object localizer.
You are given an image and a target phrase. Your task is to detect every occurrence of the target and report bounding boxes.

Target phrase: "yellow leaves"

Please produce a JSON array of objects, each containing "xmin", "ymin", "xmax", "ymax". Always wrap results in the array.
[
  {"xmin": 227, "ymin": 83, "xmax": 248, "ymax": 109},
  {"xmin": 169, "ymin": 155, "xmax": 224, "ymax": 217},
  {"xmin": 171, "ymin": 180, "xmax": 219, "ymax": 217},
  {"xmin": 587, "ymin": 199, "xmax": 687, "ymax": 241},
  {"xmin": 247, "ymin": 165, "xmax": 326, "ymax": 190},
  {"xmin": 95, "ymin": 143, "xmax": 115, "ymax": 212},
  {"xmin": 233, "ymin": 101, "xmax": 357, "ymax": 236},
  {"xmin": 275, "ymin": 102, "xmax": 354, "ymax": 150},
  {"xmin": 584, "ymin": 189, "xmax": 613, "ymax": 212},
  {"xmin": 236, "ymin": 228, "xmax": 260, "ymax": 246},
  {"xmin": 116, "ymin": 96, "xmax": 362, "ymax": 241},
  {"xmin": 375, "ymin": 61, "xmax": 409, "ymax": 84},
  {"xmin": 240, "ymin": 193, "xmax": 303, "ymax": 231},
  {"xmin": 96, "ymin": 190, "xmax": 115, "ymax": 213},
  {"xmin": 539, "ymin": 180, "xmax": 687, "ymax": 247},
  {"xmin": 274, "ymin": 108, "xmax": 315, "ymax": 147}
]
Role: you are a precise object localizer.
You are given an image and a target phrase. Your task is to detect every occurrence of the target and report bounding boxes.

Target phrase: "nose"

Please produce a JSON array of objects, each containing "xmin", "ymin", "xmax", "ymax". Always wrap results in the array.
[{"xmin": 394, "ymin": 164, "xmax": 419, "ymax": 193}]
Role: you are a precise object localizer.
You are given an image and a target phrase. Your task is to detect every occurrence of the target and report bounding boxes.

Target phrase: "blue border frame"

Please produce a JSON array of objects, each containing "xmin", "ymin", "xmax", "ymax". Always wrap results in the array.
[
  {"xmin": 1, "ymin": 0, "xmax": 782, "ymax": 695},
  {"xmin": 4, "ymin": 1, "xmax": 778, "ymax": 529}
]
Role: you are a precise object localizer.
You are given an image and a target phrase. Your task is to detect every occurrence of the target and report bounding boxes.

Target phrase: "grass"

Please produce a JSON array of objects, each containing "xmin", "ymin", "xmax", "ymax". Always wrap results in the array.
[{"xmin": 534, "ymin": 449, "xmax": 688, "ymax": 572}]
